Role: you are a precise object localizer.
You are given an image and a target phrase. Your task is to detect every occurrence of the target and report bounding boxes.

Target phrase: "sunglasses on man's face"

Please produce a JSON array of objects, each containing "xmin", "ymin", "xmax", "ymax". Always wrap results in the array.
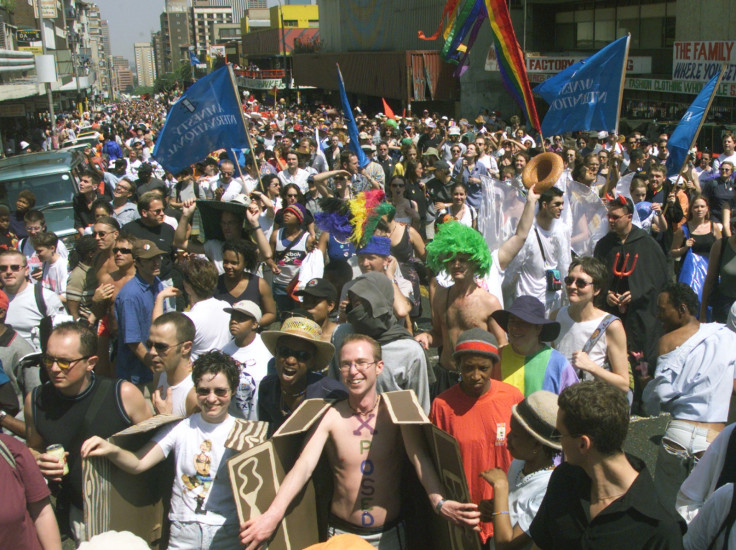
[
  {"xmin": 113, "ymin": 247, "xmax": 133, "ymax": 255},
  {"xmin": 0, "ymin": 264, "xmax": 23, "ymax": 272},
  {"xmin": 277, "ymin": 345, "xmax": 313, "ymax": 362}
]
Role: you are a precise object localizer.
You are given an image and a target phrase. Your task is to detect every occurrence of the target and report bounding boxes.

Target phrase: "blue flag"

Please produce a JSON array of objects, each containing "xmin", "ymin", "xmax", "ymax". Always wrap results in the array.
[
  {"xmin": 336, "ymin": 64, "xmax": 369, "ymax": 169},
  {"xmin": 534, "ymin": 35, "xmax": 630, "ymax": 136},
  {"xmin": 666, "ymin": 68, "xmax": 723, "ymax": 178},
  {"xmin": 189, "ymin": 51, "xmax": 201, "ymax": 66},
  {"xmin": 153, "ymin": 65, "xmax": 248, "ymax": 175}
]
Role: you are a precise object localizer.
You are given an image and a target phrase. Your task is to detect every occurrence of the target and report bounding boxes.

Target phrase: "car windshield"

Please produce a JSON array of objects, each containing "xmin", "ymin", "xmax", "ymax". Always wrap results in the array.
[{"xmin": 0, "ymin": 172, "xmax": 75, "ymax": 209}]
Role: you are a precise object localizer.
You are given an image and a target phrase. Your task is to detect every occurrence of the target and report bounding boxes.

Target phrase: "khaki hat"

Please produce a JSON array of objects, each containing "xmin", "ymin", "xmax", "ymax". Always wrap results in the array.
[
  {"xmin": 511, "ymin": 390, "xmax": 562, "ymax": 450},
  {"xmin": 132, "ymin": 239, "xmax": 165, "ymax": 260},
  {"xmin": 224, "ymin": 300, "xmax": 262, "ymax": 323},
  {"xmin": 261, "ymin": 316, "xmax": 335, "ymax": 369},
  {"xmin": 423, "ymin": 147, "xmax": 440, "ymax": 160}
]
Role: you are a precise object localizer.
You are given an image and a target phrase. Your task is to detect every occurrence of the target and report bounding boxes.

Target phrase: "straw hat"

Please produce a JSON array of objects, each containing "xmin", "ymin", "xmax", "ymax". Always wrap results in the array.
[
  {"xmin": 261, "ymin": 317, "xmax": 335, "ymax": 369},
  {"xmin": 511, "ymin": 390, "xmax": 562, "ymax": 450}
]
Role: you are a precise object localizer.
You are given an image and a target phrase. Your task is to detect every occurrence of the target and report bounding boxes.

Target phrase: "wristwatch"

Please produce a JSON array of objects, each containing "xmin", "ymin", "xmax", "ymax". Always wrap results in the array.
[{"xmin": 0, "ymin": 409, "xmax": 7, "ymax": 425}]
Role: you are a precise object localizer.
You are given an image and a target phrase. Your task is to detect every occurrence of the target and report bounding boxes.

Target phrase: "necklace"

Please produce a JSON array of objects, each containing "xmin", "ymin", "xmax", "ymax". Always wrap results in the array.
[
  {"xmin": 281, "ymin": 387, "xmax": 306, "ymax": 399},
  {"xmin": 349, "ymin": 395, "xmax": 380, "ymax": 417},
  {"xmin": 279, "ymin": 388, "xmax": 307, "ymax": 416}
]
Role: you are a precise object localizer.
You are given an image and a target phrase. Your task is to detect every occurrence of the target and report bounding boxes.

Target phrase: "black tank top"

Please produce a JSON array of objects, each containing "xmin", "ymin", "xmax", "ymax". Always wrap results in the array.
[
  {"xmin": 215, "ymin": 273, "xmax": 262, "ymax": 306},
  {"xmin": 685, "ymin": 222, "xmax": 717, "ymax": 257},
  {"xmin": 390, "ymin": 225, "xmax": 414, "ymax": 263},
  {"xmin": 33, "ymin": 375, "xmax": 131, "ymax": 508}
]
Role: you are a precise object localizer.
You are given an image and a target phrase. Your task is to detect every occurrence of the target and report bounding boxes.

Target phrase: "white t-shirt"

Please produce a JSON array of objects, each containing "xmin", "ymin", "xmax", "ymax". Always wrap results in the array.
[
  {"xmin": 153, "ymin": 414, "xmax": 237, "ymax": 525},
  {"xmin": 41, "ymin": 256, "xmax": 68, "ymax": 298},
  {"xmin": 203, "ymin": 240, "xmax": 225, "ymax": 275},
  {"xmin": 157, "ymin": 371, "xmax": 195, "ymax": 418},
  {"xmin": 478, "ymin": 154, "xmax": 499, "ymax": 177},
  {"xmin": 184, "ymin": 298, "xmax": 232, "ymax": 360},
  {"xmin": 506, "ymin": 459, "xmax": 553, "ymax": 539},
  {"xmin": 222, "ymin": 334, "xmax": 274, "ymax": 420},
  {"xmin": 20, "ymin": 238, "xmax": 69, "ymax": 277},
  {"xmin": 6, "ymin": 283, "xmax": 66, "ymax": 351},
  {"xmin": 277, "ymin": 168, "xmax": 310, "ymax": 194},
  {"xmin": 713, "ymin": 152, "xmax": 736, "ymax": 171}
]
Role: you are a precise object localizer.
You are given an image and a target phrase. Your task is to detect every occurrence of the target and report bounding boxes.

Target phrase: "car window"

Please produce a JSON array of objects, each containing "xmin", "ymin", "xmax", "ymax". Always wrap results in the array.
[{"xmin": 0, "ymin": 172, "xmax": 76, "ymax": 209}]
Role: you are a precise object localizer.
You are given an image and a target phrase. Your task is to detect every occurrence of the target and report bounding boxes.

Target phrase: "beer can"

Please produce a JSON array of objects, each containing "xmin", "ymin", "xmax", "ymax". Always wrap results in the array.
[{"xmin": 46, "ymin": 444, "xmax": 69, "ymax": 476}]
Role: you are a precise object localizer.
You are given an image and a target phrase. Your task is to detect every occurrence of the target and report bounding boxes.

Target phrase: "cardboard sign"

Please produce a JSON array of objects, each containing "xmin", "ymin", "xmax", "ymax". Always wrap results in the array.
[
  {"xmin": 83, "ymin": 416, "xmax": 269, "ymax": 544},
  {"xmin": 228, "ymin": 391, "xmax": 481, "ymax": 550}
]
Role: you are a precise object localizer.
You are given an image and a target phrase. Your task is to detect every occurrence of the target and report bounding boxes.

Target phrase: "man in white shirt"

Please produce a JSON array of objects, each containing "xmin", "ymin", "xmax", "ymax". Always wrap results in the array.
[
  {"xmin": 220, "ymin": 157, "xmax": 259, "ymax": 202},
  {"xmin": 1, "ymin": 249, "xmax": 66, "ymax": 351},
  {"xmin": 211, "ymin": 160, "xmax": 249, "ymax": 201},
  {"xmin": 504, "ymin": 187, "xmax": 571, "ymax": 315},
  {"xmin": 222, "ymin": 300, "xmax": 273, "ymax": 420},
  {"xmin": 475, "ymin": 135, "xmax": 499, "ymax": 178},
  {"xmin": 150, "ymin": 312, "xmax": 197, "ymax": 417},
  {"xmin": 713, "ymin": 134, "xmax": 736, "ymax": 172},
  {"xmin": 31, "ymin": 232, "xmax": 68, "ymax": 302},
  {"xmin": 278, "ymin": 150, "xmax": 311, "ymax": 194},
  {"xmin": 19, "ymin": 210, "xmax": 69, "ymax": 276},
  {"xmin": 124, "ymin": 149, "xmax": 142, "ymax": 180}
]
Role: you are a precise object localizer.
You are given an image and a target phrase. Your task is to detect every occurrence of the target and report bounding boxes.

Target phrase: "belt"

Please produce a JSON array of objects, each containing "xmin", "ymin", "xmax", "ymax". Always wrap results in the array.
[
  {"xmin": 328, "ymin": 512, "xmax": 403, "ymax": 536},
  {"xmin": 669, "ymin": 419, "xmax": 723, "ymax": 443}
]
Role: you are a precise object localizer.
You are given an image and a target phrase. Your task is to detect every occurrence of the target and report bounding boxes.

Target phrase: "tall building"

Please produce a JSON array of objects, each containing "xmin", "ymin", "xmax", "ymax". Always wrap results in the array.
[
  {"xmin": 152, "ymin": 31, "xmax": 166, "ymax": 79},
  {"xmin": 112, "ymin": 56, "xmax": 134, "ymax": 92},
  {"xmin": 100, "ymin": 19, "xmax": 111, "ymax": 57},
  {"xmin": 192, "ymin": 1, "xmax": 233, "ymax": 57},
  {"xmin": 134, "ymin": 42, "xmax": 157, "ymax": 87},
  {"xmin": 209, "ymin": 0, "xmax": 265, "ymax": 24},
  {"xmin": 160, "ymin": 0, "xmax": 193, "ymax": 74}
]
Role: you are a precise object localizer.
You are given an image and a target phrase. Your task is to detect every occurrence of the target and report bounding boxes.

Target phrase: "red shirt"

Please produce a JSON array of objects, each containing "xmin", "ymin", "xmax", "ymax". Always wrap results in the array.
[
  {"xmin": 0, "ymin": 434, "xmax": 51, "ymax": 550},
  {"xmin": 430, "ymin": 381, "xmax": 523, "ymax": 543}
]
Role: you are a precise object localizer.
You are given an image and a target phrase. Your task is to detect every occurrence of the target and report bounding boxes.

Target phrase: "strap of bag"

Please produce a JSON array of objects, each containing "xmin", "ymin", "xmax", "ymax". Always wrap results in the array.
[
  {"xmin": 534, "ymin": 228, "xmax": 547, "ymax": 265},
  {"xmin": 0, "ymin": 438, "xmax": 16, "ymax": 469},
  {"xmin": 274, "ymin": 230, "xmax": 305, "ymax": 262},
  {"xmin": 34, "ymin": 281, "xmax": 48, "ymax": 318},
  {"xmin": 581, "ymin": 314, "xmax": 618, "ymax": 355}
]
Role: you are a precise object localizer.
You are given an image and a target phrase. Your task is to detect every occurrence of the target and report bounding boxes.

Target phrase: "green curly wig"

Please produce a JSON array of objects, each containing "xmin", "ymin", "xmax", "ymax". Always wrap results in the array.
[{"xmin": 426, "ymin": 221, "xmax": 492, "ymax": 276}]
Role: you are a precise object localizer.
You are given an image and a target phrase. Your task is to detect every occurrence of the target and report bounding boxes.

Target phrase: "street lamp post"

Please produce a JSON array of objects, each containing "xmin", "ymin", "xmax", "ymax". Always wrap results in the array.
[
  {"xmin": 275, "ymin": 0, "xmax": 289, "ymax": 94},
  {"xmin": 37, "ymin": 2, "xmax": 57, "ymax": 145}
]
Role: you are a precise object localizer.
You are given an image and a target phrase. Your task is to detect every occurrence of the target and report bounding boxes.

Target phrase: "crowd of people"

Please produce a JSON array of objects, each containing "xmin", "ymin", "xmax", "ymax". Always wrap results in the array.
[{"xmin": 2, "ymin": 90, "xmax": 736, "ymax": 550}]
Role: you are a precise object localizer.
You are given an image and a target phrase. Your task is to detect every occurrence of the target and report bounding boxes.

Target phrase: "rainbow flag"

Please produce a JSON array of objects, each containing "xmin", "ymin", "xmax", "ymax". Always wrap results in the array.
[
  {"xmin": 419, "ymin": 0, "xmax": 540, "ymax": 133},
  {"xmin": 484, "ymin": 0, "xmax": 540, "ymax": 133}
]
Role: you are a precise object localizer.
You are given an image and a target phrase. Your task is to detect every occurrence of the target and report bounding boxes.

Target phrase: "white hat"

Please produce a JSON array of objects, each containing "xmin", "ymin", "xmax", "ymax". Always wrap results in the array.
[
  {"xmin": 448, "ymin": 127, "xmax": 461, "ymax": 136},
  {"xmin": 78, "ymin": 531, "xmax": 150, "ymax": 550},
  {"xmin": 224, "ymin": 300, "xmax": 262, "ymax": 323},
  {"xmin": 597, "ymin": 131, "xmax": 609, "ymax": 139},
  {"xmin": 19, "ymin": 141, "xmax": 30, "ymax": 150},
  {"xmin": 358, "ymin": 131, "xmax": 370, "ymax": 140}
]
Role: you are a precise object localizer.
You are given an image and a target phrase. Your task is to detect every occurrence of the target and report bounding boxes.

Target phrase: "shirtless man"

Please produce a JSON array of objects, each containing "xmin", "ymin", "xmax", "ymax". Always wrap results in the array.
[
  {"xmin": 416, "ymin": 222, "xmax": 508, "ymax": 397},
  {"xmin": 240, "ymin": 334, "xmax": 480, "ymax": 549},
  {"xmin": 92, "ymin": 216, "xmax": 120, "ymax": 283},
  {"xmin": 90, "ymin": 234, "xmax": 137, "ymax": 375}
]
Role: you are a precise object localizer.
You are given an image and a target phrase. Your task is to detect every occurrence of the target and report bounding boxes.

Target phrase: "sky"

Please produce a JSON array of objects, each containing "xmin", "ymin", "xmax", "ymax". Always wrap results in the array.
[{"xmin": 94, "ymin": 0, "xmax": 166, "ymax": 62}]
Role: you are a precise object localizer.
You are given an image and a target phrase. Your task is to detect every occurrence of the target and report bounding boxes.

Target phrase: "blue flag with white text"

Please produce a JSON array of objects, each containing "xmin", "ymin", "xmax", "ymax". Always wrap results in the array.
[
  {"xmin": 666, "ymin": 68, "xmax": 723, "ymax": 177},
  {"xmin": 153, "ymin": 65, "xmax": 247, "ymax": 175},
  {"xmin": 336, "ymin": 64, "xmax": 369, "ymax": 169},
  {"xmin": 534, "ymin": 35, "xmax": 630, "ymax": 136},
  {"xmin": 189, "ymin": 52, "xmax": 201, "ymax": 66}
]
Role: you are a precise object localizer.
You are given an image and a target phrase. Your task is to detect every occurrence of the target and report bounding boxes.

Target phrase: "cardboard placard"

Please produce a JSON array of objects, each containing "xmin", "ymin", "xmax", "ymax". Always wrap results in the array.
[
  {"xmin": 83, "ymin": 416, "xmax": 269, "ymax": 544},
  {"xmin": 228, "ymin": 391, "xmax": 481, "ymax": 550}
]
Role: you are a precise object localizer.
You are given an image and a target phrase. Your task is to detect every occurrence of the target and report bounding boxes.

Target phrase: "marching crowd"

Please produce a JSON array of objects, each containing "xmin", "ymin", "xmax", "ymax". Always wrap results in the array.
[{"xmin": 2, "ymin": 90, "xmax": 736, "ymax": 550}]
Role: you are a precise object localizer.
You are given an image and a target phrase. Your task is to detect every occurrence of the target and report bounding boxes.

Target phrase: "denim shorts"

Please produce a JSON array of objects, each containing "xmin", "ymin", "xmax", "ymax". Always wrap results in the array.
[{"xmin": 168, "ymin": 520, "xmax": 241, "ymax": 550}]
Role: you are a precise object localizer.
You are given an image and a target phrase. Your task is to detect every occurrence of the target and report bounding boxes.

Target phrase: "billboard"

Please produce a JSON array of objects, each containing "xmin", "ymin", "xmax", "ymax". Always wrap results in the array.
[{"xmin": 673, "ymin": 41, "xmax": 736, "ymax": 83}]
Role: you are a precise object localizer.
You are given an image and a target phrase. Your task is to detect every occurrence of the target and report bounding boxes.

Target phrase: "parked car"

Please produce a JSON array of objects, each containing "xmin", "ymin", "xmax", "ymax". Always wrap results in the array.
[{"xmin": 0, "ymin": 150, "xmax": 85, "ymax": 250}]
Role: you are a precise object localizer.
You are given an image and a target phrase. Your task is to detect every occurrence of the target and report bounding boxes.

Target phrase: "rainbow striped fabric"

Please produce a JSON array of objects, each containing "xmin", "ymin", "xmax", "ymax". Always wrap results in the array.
[{"xmin": 420, "ymin": 0, "xmax": 540, "ymax": 133}]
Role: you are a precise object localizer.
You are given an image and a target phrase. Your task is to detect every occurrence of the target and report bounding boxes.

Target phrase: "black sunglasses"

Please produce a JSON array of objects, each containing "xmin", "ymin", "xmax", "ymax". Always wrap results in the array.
[
  {"xmin": 195, "ymin": 387, "xmax": 230, "ymax": 397},
  {"xmin": 564, "ymin": 276, "xmax": 593, "ymax": 289},
  {"xmin": 146, "ymin": 340, "xmax": 187, "ymax": 353},
  {"xmin": 277, "ymin": 345, "xmax": 313, "ymax": 362},
  {"xmin": 113, "ymin": 247, "xmax": 133, "ymax": 255},
  {"xmin": 0, "ymin": 264, "xmax": 23, "ymax": 272}
]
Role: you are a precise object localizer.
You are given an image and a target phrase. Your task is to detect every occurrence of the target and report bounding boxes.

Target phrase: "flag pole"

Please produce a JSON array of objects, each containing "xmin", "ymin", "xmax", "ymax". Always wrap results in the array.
[
  {"xmin": 664, "ymin": 63, "xmax": 725, "ymax": 216},
  {"xmin": 613, "ymin": 34, "xmax": 631, "ymax": 136},
  {"xmin": 227, "ymin": 63, "xmax": 265, "ymax": 194}
]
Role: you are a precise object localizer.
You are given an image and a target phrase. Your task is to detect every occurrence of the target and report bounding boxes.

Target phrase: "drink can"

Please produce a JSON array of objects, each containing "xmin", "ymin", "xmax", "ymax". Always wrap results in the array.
[{"xmin": 46, "ymin": 444, "xmax": 69, "ymax": 476}]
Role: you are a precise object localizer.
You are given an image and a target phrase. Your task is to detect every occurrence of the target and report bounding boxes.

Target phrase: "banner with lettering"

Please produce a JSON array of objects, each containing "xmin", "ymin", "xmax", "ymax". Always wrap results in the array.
[
  {"xmin": 153, "ymin": 65, "xmax": 247, "ymax": 175},
  {"xmin": 533, "ymin": 35, "xmax": 630, "ymax": 136},
  {"xmin": 673, "ymin": 41, "xmax": 736, "ymax": 83}
]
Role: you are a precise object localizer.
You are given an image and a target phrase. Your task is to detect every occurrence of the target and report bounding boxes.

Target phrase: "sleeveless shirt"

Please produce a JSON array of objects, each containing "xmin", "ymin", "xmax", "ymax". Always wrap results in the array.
[
  {"xmin": 32, "ymin": 375, "xmax": 131, "ymax": 508},
  {"xmin": 215, "ymin": 273, "xmax": 262, "ymax": 306},
  {"xmin": 554, "ymin": 306, "xmax": 609, "ymax": 381}
]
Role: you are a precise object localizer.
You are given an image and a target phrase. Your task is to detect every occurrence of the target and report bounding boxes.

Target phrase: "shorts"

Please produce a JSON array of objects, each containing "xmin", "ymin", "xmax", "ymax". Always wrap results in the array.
[
  {"xmin": 168, "ymin": 520, "xmax": 241, "ymax": 550},
  {"xmin": 430, "ymin": 364, "xmax": 461, "ymax": 401},
  {"xmin": 327, "ymin": 512, "xmax": 406, "ymax": 550}
]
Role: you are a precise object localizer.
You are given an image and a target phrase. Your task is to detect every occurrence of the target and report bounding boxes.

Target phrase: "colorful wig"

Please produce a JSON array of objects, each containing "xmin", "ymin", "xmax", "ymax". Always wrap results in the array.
[
  {"xmin": 347, "ymin": 190, "xmax": 392, "ymax": 247},
  {"xmin": 426, "ymin": 221, "xmax": 492, "ymax": 276},
  {"xmin": 314, "ymin": 198, "xmax": 352, "ymax": 241}
]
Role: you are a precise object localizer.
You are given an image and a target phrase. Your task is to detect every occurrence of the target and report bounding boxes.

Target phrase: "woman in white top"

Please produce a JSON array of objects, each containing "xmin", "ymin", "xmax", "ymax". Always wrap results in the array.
[
  {"xmin": 480, "ymin": 390, "xmax": 561, "ymax": 550},
  {"xmin": 553, "ymin": 256, "xmax": 630, "ymax": 393},
  {"xmin": 446, "ymin": 182, "xmax": 477, "ymax": 229}
]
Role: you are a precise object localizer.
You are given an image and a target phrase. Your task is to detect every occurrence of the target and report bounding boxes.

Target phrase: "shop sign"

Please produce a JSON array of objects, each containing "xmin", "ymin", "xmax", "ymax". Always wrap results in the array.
[{"xmin": 673, "ymin": 41, "xmax": 736, "ymax": 83}]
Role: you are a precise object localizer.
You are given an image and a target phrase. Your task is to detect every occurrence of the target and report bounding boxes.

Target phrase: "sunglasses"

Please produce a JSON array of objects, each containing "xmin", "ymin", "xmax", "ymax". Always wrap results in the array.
[
  {"xmin": 148, "ymin": 208, "xmax": 164, "ymax": 215},
  {"xmin": 277, "ymin": 345, "xmax": 313, "ymax": 362},
  {"xmin": 94, "ymin": 231, "xmax": 111, "ymax": 238},
  {"xmin": 42, "ymin": 354, "xmax": 90, "ymax": 371},
  {"xmin": 195, "ymin": 387, "xmax": 230, "ymax": 397},
  {"xmin": 564, "ymin": 276, "xmax": 593, "ymax": 289},
  {"xmin": 0, "ymin": 264, "xmax": 24, "ymax": 272},
  {"xmin": 146, "ymin": 340, "xmax": 187, "ymax": 353},
  {"xmin": 113, "ymin": 247, "xmax": 133, "ymax": 255}
]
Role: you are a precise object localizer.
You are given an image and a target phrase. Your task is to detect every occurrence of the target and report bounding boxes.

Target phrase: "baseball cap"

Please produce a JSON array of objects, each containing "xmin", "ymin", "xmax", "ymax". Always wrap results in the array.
[
  {"xmin": 224, "ymin": 300, "xmax": 262, "ymax": 323},
  {"xmin": 132, "ymin": 239, "xmax": 165, "ymax": 259},
  {"xmin": 295, "ymin": 278, "xmax": 338, "ymax": 302},
  {"xmin": 434, "ymin": 160, "xmax": 450, "ymax": 172}
]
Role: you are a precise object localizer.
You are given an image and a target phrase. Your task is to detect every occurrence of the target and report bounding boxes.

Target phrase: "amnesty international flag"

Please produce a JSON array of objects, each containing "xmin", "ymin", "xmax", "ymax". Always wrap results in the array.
[{"xmin": 153, "ymin": 65, "xmax": 248, "ymax": 175}]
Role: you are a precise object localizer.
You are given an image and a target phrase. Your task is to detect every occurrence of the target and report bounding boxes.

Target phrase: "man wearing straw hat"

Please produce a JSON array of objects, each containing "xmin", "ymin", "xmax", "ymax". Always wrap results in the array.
[
  {"xmin": 241, "ymin": 333, "xmax": 480, "ymax": 550},
  {"xmin": 431, "ymin": 328, "xmax": 522, "ymax": 547},
  {"xmin": 258, "ymin": 316, "xmax": 347, "ymax": 435}
]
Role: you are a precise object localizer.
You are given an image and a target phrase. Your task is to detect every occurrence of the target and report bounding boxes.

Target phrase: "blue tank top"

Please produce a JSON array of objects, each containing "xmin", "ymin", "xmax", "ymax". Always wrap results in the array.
[{"xmin": 327, "ymin": 233, "xmax": 355, "ymax": 262}]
